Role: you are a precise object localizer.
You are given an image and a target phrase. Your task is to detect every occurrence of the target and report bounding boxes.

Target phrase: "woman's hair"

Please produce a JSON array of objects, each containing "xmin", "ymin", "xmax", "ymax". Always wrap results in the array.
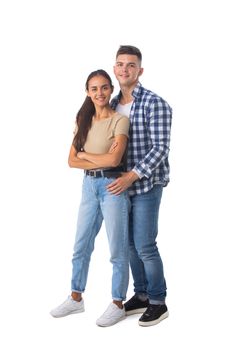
[{"xmin": 73, "ymin": 69, "xmax": 113, "ymax": 152}]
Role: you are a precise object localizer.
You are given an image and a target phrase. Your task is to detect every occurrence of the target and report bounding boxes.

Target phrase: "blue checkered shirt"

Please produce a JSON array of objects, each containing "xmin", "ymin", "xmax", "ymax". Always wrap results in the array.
[{"xmin": 111, "ymin": 82, "xmax": 172, "ymax": 196}]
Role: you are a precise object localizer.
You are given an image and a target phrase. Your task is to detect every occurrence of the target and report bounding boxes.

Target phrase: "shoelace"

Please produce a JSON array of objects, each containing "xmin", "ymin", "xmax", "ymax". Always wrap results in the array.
[{"xmin": 144, "ymin": 304, "xmax": 159, "ymax": 316}]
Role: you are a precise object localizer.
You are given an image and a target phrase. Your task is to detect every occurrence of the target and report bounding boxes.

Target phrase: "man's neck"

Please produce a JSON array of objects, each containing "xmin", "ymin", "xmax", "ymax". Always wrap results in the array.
[
  {"xmin": 119, "ymin": 82, "xmax": 137, "ymax": 105},
  {"xmin": 120, "ymin": 86, "xmax": 133, "ymax": 105}
]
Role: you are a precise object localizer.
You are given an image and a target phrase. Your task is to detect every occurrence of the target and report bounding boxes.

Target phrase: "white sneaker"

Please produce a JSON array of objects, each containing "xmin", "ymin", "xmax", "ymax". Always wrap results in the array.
[
  {"xmin": 50, "ymin": 296, "xmax": 84, "ymax": 318},
  {"xmin": 96, "ymin": 303, "xmax": 125, "ymax": 327}
]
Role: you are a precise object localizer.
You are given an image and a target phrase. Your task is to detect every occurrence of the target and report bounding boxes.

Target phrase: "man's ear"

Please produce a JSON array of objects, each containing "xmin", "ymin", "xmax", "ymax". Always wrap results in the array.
[{"xmin": 139, "ymin": 67, "xmax": 144, "ymax": 77}]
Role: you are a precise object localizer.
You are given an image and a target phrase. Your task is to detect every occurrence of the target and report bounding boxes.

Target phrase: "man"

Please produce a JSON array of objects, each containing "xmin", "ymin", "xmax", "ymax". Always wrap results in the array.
[{"xmin": 107, "ymin": 45, "xmax": 172, "ymax": 327}]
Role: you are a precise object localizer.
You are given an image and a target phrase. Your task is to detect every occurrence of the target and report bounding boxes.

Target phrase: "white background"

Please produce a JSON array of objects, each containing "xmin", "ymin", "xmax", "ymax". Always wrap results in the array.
[{"xmin": 0, "ymin": 0, "xmax": 232, "ymax": 349}]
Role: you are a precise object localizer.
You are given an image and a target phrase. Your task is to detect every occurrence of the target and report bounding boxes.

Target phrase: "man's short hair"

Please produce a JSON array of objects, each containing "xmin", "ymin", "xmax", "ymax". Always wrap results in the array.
[{"xmin": 116, "ymin": 45, "xmax": 142, "ymax": 63}]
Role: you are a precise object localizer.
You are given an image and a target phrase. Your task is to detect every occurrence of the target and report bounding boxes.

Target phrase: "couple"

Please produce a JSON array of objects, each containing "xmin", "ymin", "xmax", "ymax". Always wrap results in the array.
[{"xmin": 50, "ymin": 45, "xmax": 172, "ymax": 327}]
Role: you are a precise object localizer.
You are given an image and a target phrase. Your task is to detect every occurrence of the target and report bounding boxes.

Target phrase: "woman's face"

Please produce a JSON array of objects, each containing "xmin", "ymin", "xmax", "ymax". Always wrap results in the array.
[{"xmin": 87, "ymin": 75, "xmax": 113, "ymax": 108}]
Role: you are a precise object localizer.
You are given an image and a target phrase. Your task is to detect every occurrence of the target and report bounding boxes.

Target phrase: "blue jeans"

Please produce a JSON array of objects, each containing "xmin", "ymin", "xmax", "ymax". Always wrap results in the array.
[
  {"xmin": 71, "ymin": 175, "xmax": 130, "ymax": 301},
  {"xmin": 129, "ymin": 185, "xmax": 167, "ymax": 303}
]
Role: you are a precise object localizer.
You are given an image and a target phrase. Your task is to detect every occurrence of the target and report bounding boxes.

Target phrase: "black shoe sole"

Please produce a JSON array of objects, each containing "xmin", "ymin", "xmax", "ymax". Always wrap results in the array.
[{"xmin": 138, "ymin": 311, "xmax": 169, "ymax": 326}]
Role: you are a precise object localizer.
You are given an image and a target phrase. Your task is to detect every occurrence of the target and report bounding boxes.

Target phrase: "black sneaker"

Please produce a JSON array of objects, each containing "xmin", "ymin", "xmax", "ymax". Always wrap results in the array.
[
  {"xmin": 124, "ymin": 295, "xmax": 149, "ymax": 316},
  {"xmin": 138, "ymin": 304, "xmax": 169, "ymax": 326}
]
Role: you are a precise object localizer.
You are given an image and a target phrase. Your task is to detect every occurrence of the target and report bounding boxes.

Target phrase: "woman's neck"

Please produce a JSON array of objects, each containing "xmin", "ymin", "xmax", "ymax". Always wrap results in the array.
[{"xmin": 94, "ymin": 106, "xmax": 115, "ymax": 121}]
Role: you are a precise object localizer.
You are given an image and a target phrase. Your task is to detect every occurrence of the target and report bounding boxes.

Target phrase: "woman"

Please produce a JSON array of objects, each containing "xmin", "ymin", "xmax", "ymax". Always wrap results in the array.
[{"xmin": 50, "ymin": 70, "xmax": 130, "ymax": 327}]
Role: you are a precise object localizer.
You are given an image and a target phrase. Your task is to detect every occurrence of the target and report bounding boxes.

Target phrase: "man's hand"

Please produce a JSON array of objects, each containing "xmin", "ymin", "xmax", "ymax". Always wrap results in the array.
[{"xmin": 107, "ymin": 171, "xmax": 139, "ymax": 195}]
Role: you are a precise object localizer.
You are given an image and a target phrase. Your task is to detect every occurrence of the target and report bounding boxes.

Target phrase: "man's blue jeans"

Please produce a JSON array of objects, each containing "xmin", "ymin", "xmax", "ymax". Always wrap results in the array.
[
  {"xmin": 129, "ymin": 185, "xmax": 167, "ymax": 303},
  {"xmin": 71, "ymin": 175, "xmax": 130, "ymax": 301}
]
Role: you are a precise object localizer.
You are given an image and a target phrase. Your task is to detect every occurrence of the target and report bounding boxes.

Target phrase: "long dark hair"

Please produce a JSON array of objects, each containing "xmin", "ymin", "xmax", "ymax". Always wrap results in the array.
[{"xmin": 73, "ymin": 69, "xmax": 113, "ymax": 152}]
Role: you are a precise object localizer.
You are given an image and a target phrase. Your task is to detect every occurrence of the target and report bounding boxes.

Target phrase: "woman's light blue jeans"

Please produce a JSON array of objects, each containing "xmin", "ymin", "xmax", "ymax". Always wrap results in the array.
[
  {"xmin": 129, "ymin": 185, "xmax": 167, "ymax": 303},
  {"xmin": 71, "ymin": 175, "xmax": 130, "ymax": 301}
]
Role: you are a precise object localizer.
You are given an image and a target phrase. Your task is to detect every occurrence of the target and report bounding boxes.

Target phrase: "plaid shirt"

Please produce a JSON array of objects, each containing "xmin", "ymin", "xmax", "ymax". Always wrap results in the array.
[{"xmin": 111, "ymin": 82, "xmax": 172, "ymax": 196}]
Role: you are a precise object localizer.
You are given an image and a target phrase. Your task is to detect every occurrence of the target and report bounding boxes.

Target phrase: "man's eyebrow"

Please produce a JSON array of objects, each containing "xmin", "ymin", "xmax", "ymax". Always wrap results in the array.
[{"xmin": 116, "ymin": 61, "xmax": 137, "ymax": 65}]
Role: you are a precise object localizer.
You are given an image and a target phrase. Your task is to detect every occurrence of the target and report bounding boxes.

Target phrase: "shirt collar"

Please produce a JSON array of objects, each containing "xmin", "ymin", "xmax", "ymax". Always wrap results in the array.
[
  {"xmin": 115, "ymin": 81, "xmax": 142, "ymax": 102},
  {"xmin": 131, "ymin": 81, "xmax": 142, "ymax": 99}
]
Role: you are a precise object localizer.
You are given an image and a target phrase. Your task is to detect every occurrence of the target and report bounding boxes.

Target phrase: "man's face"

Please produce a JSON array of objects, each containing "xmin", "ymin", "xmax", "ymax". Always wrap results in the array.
[{"xmin": 114, "ymin": 54, "xmax": 143, "ymax": 88}]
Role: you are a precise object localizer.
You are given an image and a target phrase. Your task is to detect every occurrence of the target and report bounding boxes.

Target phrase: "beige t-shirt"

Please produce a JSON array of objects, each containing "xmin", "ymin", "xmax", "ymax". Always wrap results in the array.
[{"xmin": 79, "ymin": 113, "xmax": 129, "ymax": 154}]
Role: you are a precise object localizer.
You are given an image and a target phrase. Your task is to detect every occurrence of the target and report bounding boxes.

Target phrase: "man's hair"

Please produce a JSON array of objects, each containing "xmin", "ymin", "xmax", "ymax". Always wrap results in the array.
[{"xmin": 116, "ymin": 45, "xmax": 142, "ymax": 63}]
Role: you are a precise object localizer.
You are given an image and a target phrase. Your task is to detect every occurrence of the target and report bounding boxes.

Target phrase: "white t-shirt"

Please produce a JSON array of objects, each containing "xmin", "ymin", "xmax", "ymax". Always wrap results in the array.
[{"xmin": 115, "ymin": 101, "xmax": 133, "ymax": 118}]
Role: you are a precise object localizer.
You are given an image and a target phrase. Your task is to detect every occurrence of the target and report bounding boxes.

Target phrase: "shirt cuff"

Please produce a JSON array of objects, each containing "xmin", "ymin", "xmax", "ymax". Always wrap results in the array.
[{"xmin": 132, "ymin": 168, "xmax": 144, "ymax": 179}]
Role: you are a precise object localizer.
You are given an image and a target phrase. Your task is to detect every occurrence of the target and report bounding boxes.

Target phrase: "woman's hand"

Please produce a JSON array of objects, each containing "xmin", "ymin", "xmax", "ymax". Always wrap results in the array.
[
  {"xmin": 77, "ymin": 151, "xmax": 86, "ymax": 159},
  {"xmin": 108, "ymin": 141, "xmax": 118, "ymax": 153}
]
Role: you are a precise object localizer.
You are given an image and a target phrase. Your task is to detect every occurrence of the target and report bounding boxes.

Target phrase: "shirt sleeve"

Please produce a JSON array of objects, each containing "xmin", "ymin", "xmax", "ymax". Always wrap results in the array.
[
  {"xmin": 114, "ymin": 116, "xmax": 130, "ymax": 137},
  {"xmin": 133, "ymin": 99, "xmax": 172, "ymax": 178}
]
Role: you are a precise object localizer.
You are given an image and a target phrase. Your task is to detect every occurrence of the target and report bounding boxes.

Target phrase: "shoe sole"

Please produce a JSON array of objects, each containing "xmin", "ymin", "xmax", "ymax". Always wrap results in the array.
[
  {"xmin": 126, "ymin": 307, "xmax": 147, "ymax": 316},
  {"xmin": 96, "ymin": 315, "xmax": 126, "ymax": 327},
  {"xmin": 138, "ymin": 311, "xmax": 169, "ymax": 327},
  {"xmin": 50, "ymin": 308, "xmax": 85, "ymax": 318}
]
